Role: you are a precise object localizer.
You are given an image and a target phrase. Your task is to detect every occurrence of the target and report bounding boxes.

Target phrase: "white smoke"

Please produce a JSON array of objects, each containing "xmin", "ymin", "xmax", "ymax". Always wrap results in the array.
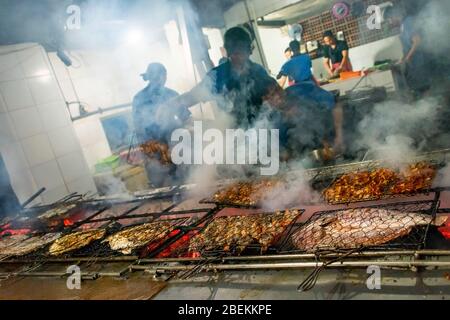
[
  {"xmin": 415, "ymin": 0, "xmax": 450, "ymax": 57},
  {"xmin": 434, "ymin": 163, "xmax": 450, "ymax": 188},
  {"xmin": 355, "ymin": 97, "xmax": 441, "ymax": 166}
]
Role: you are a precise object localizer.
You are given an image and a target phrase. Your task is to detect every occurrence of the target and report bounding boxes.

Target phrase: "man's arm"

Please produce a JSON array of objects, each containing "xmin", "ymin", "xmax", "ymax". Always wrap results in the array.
[
  {"xmin": 311, "ymin": 75, "xmax": 321, "ymax": 86},
  {"xmin": 323, "ymin": 57, "xmax": 333, "ymax": 76},
  {"xmin": 155, "ymin": 81, "xmax": 211, "ymax": 123},
  {"xmin": 277, "ymin": 75, "xmax": 288, "ymax": 88},
  {"xmin": 332, "ymin": 101, "xmax": 344, "ymax": 153},
  {"xmin": 338, "ymin": 50, "xmax": 349, "ymax": 71},
  {"xmin": 403, "ymin": 34, "xmax": 421, "ymax": 63}
]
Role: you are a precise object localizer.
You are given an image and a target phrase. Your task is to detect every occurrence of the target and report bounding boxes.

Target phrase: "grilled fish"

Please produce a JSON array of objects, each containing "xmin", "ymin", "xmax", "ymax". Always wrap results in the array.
[
  {"xmin": 189, "ymin": 210, "xmax": 300, "ymax": 253},
  {"xmin": 104, "ymin": 221, "xmax": 177, "ymax": 254},
  {"xmin": 390, "ymin": 162, "xmax": 436, "ymax": 194},
  {"xmin": 140, "ymin": 140, "xmax": 172, "ymax": 165},
  {"xmin": 49, "ymin": 229, "xmax": 105, "ymax": 256},
  {"xmin": 38, "ymin": 204, "xmax": 77, "ymax": 220},
  {"xmin": 0, "ymin": 235, "xmax": 29, "ymax": 252},
  {"xmin": 323, "ymin": 168, "xmax": 397, "ymax": 203},
  {"xmin": 0, "ymin": 233, "xmax": 61, "ymax": 257},
  {"xmin": 213, "ymin": 179, "xmax": 285, "ymax": 206},
  {"xmin": 292, "ymin": 208, "xmax": 447, "ymax": 252}
]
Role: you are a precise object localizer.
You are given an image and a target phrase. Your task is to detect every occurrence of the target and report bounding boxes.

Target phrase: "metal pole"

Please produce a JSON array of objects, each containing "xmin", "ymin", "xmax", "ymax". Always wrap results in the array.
[
  {"xmin": 243, "ymin": 0, "xmax": 269, "ymax": 69},
  {"xmin": 0, "ymin": 256, "xmax": 139, "ymax": 264},
  {"xmin": 136, "ymin": 250, "xmax": 450, "ymax": 264},
  {"xmin": 132, "ymin": 260, "xmax": 450, "ymax": 273}
]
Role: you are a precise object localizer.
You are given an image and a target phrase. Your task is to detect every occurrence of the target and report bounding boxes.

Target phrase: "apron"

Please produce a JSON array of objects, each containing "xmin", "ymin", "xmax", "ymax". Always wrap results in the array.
[{"xmin": 331, "ymin": 61, "xmax": 353, "ymax": 73}]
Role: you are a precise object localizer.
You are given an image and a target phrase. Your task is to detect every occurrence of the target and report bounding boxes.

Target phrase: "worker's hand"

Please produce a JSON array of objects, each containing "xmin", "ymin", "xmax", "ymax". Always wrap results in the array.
[{"xmin": 396, "ymin": 58, "xmax": 406, "ymax": 65}]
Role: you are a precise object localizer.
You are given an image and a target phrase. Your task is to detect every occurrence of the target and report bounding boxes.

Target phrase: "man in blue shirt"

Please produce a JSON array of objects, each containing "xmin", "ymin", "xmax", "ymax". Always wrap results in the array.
[
  {"xmin": 132, "ymin": 63, "xmax": 190, "ymax": 187},
  {"xmin": 276, "ymin": 41, "xmax": 344, "ymax": 153},
  {"xmin": 277, "ymin": 41, "xmax": 314, "ymax": 86},
  {"xmin": 133, "ymin": 63, "xmax": 189, "ymax": 143}
]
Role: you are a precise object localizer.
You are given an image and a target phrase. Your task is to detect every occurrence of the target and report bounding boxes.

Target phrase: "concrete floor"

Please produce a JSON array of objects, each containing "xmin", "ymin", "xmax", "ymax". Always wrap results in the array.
[{"xmin": 154, "ymin": 267, "xmax": 450, "ymax": 300}]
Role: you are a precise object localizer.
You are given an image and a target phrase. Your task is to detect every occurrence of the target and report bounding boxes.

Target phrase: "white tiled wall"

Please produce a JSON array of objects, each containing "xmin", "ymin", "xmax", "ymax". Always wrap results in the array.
[{"xmin": 0, "ymin": 44, "xmax": 96, "ymax": 205}]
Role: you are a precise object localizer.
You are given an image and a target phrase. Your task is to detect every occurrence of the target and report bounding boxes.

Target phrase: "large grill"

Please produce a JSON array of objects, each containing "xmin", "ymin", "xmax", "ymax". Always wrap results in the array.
[{"xmin": 0, "ymin": 149, "xmax": 449, "ymax": 293}]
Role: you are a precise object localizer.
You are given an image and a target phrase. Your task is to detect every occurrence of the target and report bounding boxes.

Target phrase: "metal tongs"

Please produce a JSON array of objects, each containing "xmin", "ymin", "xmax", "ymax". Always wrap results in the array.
[{"xmin": 297, "ymin": 248, "xmax": 362, "ymax": 292}]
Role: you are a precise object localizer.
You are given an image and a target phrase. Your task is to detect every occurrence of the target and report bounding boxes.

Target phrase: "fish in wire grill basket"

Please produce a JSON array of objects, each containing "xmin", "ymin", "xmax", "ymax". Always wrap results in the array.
[
  {"xmin": 291, "ymin": 207, "xmax": 447, "ymax": 252},
  {"xmin": 0, "ymin": 233, "xmax": 62, "ymax": 257},
  {"xmin": 103, "ymin": 219, "xmax": 187, "ymax": 255},
  {"xmin": 48, "ymin": 229, "xmax": 106, "ymax": 256},
  {"xmin": 187, "ymin": 210, "xmax": 301, "ymax": 254},
  {"xmin": 210, "ymin": 179, "xmax": 286, "ymax": 207},
  {"xmin": 323, "ymin": 163, "xmax": 437, "ymax": 204}
]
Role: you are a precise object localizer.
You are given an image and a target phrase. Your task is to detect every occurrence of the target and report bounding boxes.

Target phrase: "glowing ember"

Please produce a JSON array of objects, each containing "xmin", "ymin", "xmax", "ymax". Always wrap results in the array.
[
  {"xmin": 140, "ymin": 229, "xmax": 182, "ymax": 258},
  {"xmin": 63, "ymin": 219, "xmax": 74, "ymax": 226},
  {"xmin": 155, "ymin": 230, "xmax": 201, "ymax": 259},
  {"xmin": 438, "ymin": 217, "xmax": 450, "ymax": 240},
  {"xmin": 0, "ymin": 228, "xmax": 31, "ymax": 237}
]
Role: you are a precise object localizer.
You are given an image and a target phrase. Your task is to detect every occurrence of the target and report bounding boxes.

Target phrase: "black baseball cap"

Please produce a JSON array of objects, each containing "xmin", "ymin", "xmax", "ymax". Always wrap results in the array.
[{"xmin": 140, "ymin": 63, "xmax": 167, "ymax": 81}]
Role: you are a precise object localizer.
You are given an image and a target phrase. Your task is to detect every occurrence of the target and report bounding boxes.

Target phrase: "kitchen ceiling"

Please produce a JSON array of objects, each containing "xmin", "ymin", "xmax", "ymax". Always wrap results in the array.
[
  {"xmin": 262, "ymin": 0, "xmax": 336, "ymax": 24},
  {"xmin": 0, "ymin": 0, "xmax": 242, "ymax": 49}
]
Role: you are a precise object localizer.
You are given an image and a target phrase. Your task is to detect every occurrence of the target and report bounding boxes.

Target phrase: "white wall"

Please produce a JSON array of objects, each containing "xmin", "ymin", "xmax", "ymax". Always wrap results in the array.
[
  {"xmin": 224, "ymin": 0, "xmax": 302, "ymax": 28},
  {"xmin": 258, "ymin": 27, "xmax": 292, "ymax": 77},
  {"xmin": 348, "ymin": 35, "xmax": 403, "ymax": 71},
  {"xmin": 0, "ymin": 44, "xmax": 96, "ymax": 205},
  {"xmin": 203, "ymin": 28, "xmax": 225, "ymax": 67}
]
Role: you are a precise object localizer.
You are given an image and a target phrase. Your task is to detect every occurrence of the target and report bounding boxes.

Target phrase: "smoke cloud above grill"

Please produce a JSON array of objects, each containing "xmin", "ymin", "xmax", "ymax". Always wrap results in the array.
[{"xmin": 355, "ymin": 97, "xmax": 441, "ymax": 167}]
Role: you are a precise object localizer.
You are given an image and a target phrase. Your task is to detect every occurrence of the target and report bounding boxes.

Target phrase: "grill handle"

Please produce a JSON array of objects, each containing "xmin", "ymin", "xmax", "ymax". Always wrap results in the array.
[{"xmin": 21, "ymin": 187, "xmax": 46, "ymax": 208}]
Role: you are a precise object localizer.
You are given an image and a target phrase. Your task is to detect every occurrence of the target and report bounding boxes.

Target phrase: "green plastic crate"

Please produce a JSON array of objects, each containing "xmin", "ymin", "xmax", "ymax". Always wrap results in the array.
[{"xmin": 95, "ymin": 155, "xmax": 120, "ymax": 173}]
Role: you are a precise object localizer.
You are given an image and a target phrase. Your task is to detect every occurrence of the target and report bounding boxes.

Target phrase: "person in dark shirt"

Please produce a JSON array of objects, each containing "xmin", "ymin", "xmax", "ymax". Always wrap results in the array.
[
  {"xmin": 132, "ymin": 63, "xmax": 188, "ymax": 143},
  {"xmin": 261, "ymin": 77, "xmax": 336, "ymax": 161},
  {"xmin": 159, "ymin": 27, "xmax": 276, "ymax": 129},
  {"xmin": 384, "ymin": 6, "xmax": 431, "ymax": 96},
  {"xmin": 322, "ymin": 30, "xmax": 353, "ymax": 77},
  {"xmin": 132, "ymin": 63, "xmax": 190, "ymax": 187}
]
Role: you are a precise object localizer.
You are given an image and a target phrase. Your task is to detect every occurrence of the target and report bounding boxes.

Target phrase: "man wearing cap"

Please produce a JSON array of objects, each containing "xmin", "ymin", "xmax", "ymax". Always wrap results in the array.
[
  {"xmin": 133, "ymin": 63, "xmax": 189, "ymax": 143},
  {"xmin": 158, "ymin": 27, "xmax": 276, "ymax": 129},
  {"xmin": 132, "ymin": 63, "xmax": 190, "ymax": 187}
]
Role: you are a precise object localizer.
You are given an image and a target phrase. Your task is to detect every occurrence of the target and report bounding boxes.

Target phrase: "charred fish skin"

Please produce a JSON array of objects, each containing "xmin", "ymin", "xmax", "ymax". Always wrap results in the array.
[{"xmin": 292, "ymin": 208, "xmax": 439, "ymax": 252}]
